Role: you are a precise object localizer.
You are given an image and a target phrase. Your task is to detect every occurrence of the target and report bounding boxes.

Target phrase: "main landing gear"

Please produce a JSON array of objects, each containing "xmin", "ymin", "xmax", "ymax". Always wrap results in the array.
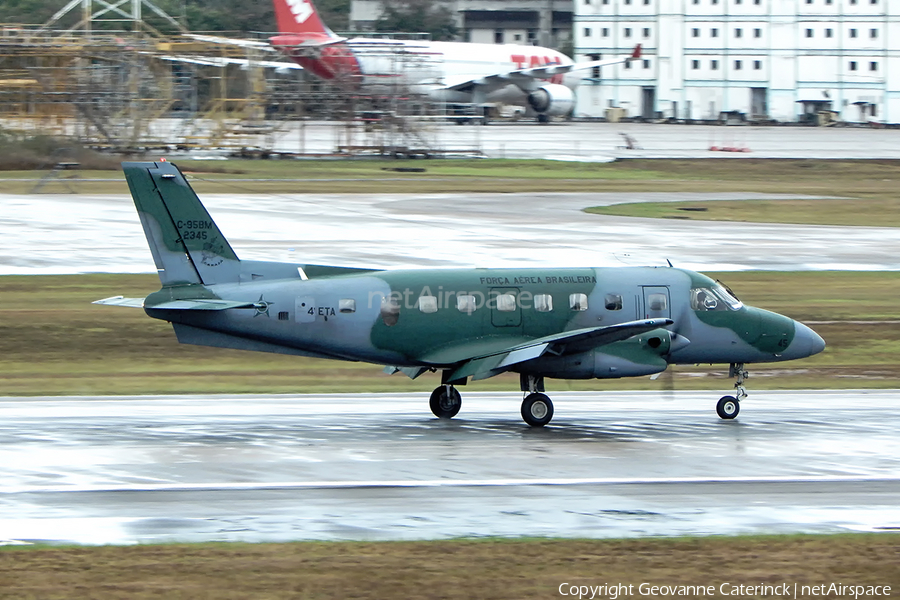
[
  {"xmin": 520, "ymin": 374, "xmax": 553, "ymax": 427},
  {"xmin": 716, "ymin": 363, "xmax": 749, "ymax": 420},
  {"xmin": 429, "ymin": 385, "xmax": 461, "ymax": 419},
  {"xmin": 428, "ymin": 373, "xmax": 555, "ymax": 427}
]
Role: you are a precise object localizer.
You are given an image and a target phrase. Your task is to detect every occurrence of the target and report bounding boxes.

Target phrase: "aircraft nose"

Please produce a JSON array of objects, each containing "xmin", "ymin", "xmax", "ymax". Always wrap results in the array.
[{"xmin": 790, "ymin": 322, "xmax": 826, "ymax": 358}]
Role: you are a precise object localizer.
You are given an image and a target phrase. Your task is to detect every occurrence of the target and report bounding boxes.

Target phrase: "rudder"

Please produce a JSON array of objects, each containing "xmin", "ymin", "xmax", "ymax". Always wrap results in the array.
[{"xmin": 122, "ymin": 161, "xmax": 240, "ymax": 286}]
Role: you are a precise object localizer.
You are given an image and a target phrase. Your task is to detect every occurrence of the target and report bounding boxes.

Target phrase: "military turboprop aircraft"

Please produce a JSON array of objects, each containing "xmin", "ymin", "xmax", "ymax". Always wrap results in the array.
[{"xmin": 97, "ymin": 161, "xmax": 825, "ymax": 427}]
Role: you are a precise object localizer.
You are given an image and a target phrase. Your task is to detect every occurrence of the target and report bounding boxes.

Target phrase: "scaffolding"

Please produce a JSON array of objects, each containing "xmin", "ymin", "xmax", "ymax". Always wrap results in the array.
[{"xmin": 0, "ymin": 2, "xmax": 481, "ymax": 156}]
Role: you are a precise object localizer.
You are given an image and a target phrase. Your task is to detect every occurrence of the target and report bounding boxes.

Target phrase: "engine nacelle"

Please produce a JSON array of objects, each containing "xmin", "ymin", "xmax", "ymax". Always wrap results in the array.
[
  {"xmin": 522, "ymin": 329, "xmax": 674, "ymax": 380},
  {"xmin": 527, "ymin": 84, "xmax": 575, "ymax": 117}
]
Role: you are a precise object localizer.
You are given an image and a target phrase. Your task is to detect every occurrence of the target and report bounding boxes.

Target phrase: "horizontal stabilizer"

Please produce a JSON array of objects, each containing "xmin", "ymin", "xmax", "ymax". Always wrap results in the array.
[
  {"xmin": 93, "ymin": 296, "xmax": 145, "ymax": 308},
  {"xmin": 147, "ymin": 299, "xmax": 259, "ymax": 311}
]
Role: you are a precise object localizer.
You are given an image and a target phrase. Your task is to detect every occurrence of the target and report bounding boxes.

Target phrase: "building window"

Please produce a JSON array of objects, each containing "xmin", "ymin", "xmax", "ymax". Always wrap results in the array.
[
  {"xmin": 806, "ymin": 29, "xmax": 813, "ymax": 38},
  {"xmin": 584, "ymin": 0, "xmax": 591, "ymax": 4},
  {"xmin": 734, "ymin": 60, "xmax": 742, "ymax": 69},
  {"xmin": 624, "ymin": 61, "xmax": 632, "ymax": 69},
  {"xmin": 754, "ymin": 0, "xmax": 760, "ymax": 4},
  {"xmin": 806, "ymin": 0, "xmax": 812, "ymax": 3},
  {"xmin": 753, "ymin": 60, "xmax": 762, "ymax": 69},
  {"xmin": 711, "ymin": 28, "xmax": 718, "ymax": 37},
  {"xmin": 644, "ymin": 0, "xmax": 651, "ymax": 4},
  {"xmin": 849, "ymin": 61, "xmax": 857, "ymax": 71},
  {"xmin": 494, "ymin": 29, "xmax": 504, "ymax": 44},
  {"xmin": 849, "ymin": 0, "xmax": 856, "ymax": 4},
  {"xmin": 584, "ymin": 28, "xmax": 591, "ymax": 37},
  {"xmin": 693, "ymin": 0, "xmax": 699, "ymax": 3},
  {"xmin": 850, "ymin": 28, "xmax": 857, "ymax": 38},
  {"xmin": 624, "ymin": 0, "xmax": 631, "ymax": 4},
  {"xmin": 603, "ymin": 0, "xmax": 609, "ymax": 3},
  {"xmin": 735, "ymin": 0, "xmax": 742, "ymax": 4},
  {"xmin": 692, "ymin": 28, "xmax": 700, "ymax": 37},
  {"xmin": 692, "ymin": 59, "xmax": 700, "ymax": 69},
  {"xmin": 754, "ymin": 28, "xmax": 762, "ymax": 37},
  {"xmin": 643, "ymin": 59, "xmax": 650, "ymax": 68},
  {"xmin": 643, "ymin": 28, "xmax": 650, "ymax": 38},
  {"xmin": 870, "ymin": 29, "xmax": 877, "ymax": 38},
  {"xmin": 870, "ymin": 61, "xmax": 878, "ymax": 71},
  {"xmin": 735, "ymin": 28, "xmax": 742, "ymax": 37},
  {"xmin": 826, "ymin": 28, "xmax": 833, "ymax": 37},
  {"xmin": 825, "ymin": 0, "xmax": 832, "ymax": 3},
  {"xmin": 711, "ymin": 59, "xmax": 719, "ymax": 69},
  {"xmin": 711, "ymin": 0, "xmax": 718, "ymax": 4},
  {"xmin": 602, "ymin": 28, "xmax": 609, "ymax": 36},
  {"xmin": 624, "ymin": 27, "xmax": 631, "ymax": 38}
]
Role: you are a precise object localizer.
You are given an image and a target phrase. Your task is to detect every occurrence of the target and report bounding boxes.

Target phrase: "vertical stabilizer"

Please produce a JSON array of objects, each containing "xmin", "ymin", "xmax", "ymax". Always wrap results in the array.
[
  {"xmin": 122, "ymin": 161, "xmax": 240, "ymax": 286},
  {"xmin": 273, "ymin": 0, "xmax": 334, "ymax": 37}
]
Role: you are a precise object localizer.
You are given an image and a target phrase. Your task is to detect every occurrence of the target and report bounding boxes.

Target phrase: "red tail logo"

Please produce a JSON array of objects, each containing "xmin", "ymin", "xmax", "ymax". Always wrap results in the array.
[{"xmin": 274, "ymin": 0, "xmax": 331, "ymax": 36}]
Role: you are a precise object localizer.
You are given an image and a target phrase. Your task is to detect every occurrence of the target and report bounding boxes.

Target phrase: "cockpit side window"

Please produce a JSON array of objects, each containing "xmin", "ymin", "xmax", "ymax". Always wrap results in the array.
[{"xmin": 691, "ymin": 285, "xmax": 743, "ymax": 312}]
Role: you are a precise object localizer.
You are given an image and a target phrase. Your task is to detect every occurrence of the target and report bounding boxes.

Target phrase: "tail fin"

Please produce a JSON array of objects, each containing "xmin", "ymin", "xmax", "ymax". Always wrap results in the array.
[
  {"xmin": 273, "ymin": 0, "xmax": 334, "ymax": 37},
  {"xmin": 122, "ymin": 161, "xmax": 240, "ymax": 286}
]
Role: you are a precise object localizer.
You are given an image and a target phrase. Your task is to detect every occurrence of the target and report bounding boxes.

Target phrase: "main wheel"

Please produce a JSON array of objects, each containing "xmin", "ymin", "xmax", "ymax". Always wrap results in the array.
[
  {"xmin": 716, "ymin": 395, "xmax": 740, "ymax": 420},
  {"xmin": 521, "ymin": 393, "xmax": 554, "ymax": 427},
  {"xmin": 429, "ymin": 386, "xmax": 461, "ymax": 419}
]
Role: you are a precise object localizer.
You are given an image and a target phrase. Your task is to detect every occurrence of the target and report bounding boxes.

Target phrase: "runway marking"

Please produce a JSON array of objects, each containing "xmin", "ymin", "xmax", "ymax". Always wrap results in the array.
[{"xmin": 3, "ymin": 475, "xmax": 898, "ymax": 495}]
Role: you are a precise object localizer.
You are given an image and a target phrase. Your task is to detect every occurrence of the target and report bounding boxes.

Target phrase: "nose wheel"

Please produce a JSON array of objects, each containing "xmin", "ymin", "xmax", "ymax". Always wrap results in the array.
[
  {"xmin": 717, "ymin": 363, "xmax": 748, "ymax": 420},
  {"xmin": 429, "ymin": 385, "xmax": 461, "ymax": 419}
]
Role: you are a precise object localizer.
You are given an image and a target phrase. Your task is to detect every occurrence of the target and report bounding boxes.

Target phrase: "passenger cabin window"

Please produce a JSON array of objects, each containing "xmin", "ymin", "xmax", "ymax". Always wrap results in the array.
[
  {"xmin": 339, "ymin": 299, "xmax": 356, "ymax": 314},
  {"xmin": 457, "ymin": 294, "xmax": 476, "ymax": 314},
  {"xmin": 496, "ymin": 293, "xmax": 516, "ymax": 312},
  {"xmin": 605, "ymin": 294, "xmax": 623, "ymax": 310},
  {"xmin": 534, "ymin": 294, "xmax": 553, "ymax": 313},
  {"xmin": 380, "ymin": 296, "xmax": 400, "ymax": 326},
  {"xmin": 647, "ymin": 293, "xmax": 667, "ymax": 312},
  {"xmin": 418, "ymin": 295, "xmax": 438, "ymax": 314},
  {"xmin": 569, "ymin": 293, "xmax": 589, "ymax": 312}
]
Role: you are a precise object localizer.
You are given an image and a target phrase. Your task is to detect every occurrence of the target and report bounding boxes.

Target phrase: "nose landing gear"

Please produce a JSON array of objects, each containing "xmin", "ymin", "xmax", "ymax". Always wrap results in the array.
[{"xmin": 717, "ymin": 363, "xmax": 748, "ymax": 420}]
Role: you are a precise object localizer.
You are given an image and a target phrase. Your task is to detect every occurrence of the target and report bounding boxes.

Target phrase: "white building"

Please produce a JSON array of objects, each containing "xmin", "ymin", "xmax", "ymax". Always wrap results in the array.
[
  {"xmin": 350, "ymin": 0, "xmax": 573, "ymax": 49},
  {"xmin": 575, "ymin": 0, "xmax": 900, "ymax": 122}
]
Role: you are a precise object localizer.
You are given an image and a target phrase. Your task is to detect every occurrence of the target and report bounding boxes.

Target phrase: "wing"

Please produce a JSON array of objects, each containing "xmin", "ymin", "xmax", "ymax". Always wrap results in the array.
[
  {"xmin": 444, "ymin": 45, "xmax": 642, "ymax": 94},
  {"xmin": 392, "ymin": 317, "xmax": 672, "ymax": 383}
]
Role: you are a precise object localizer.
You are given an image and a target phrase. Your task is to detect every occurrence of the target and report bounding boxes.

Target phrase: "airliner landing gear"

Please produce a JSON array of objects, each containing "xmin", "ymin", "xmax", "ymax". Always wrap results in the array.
[
  {"xmin": 520, "ymin": 374, "xmax": 553, "ymax": 427},
  {"xmin": 430, "ymin": 385, "xmax": 461, "ymax": 419},
  {"xmin": 717, "ymin": 363, "xmax": 749, "ymax": 420}
]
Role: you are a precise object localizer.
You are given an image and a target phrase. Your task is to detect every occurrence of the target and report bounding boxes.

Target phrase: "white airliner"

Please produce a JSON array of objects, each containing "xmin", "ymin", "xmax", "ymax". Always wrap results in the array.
[{"xmin": 186, "ymin": 0, "xmax": 641, "ymax": 121}]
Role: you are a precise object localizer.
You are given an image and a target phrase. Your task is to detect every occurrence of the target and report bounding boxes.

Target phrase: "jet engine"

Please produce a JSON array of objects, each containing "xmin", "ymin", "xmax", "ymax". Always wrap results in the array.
[{"xmin": 527, "ymin": 84, "xmax": 575, "ymax": 117}]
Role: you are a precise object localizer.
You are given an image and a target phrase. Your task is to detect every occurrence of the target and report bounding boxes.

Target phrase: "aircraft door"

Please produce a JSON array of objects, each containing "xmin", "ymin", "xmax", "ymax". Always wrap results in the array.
[
  {"xmin": 296, "ymin": 296, "xmax": 316, "ymax": 323},
  {"xmin": 641, "ymin": 286, "xmax": 670, "ymax": 319},
  {"xmin": 490, "ymin": 287, "xmax": 522, "ymax": 328}
]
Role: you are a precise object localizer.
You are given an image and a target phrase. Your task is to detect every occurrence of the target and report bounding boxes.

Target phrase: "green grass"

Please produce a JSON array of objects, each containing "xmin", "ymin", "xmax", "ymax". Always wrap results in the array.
[
  {"xmin": 2, "ymin": 272, "xmax": 899, "ymax": 396},
  {"xmin": 1, "ymin": 534, "xmax": 897, "ymax": 600}
]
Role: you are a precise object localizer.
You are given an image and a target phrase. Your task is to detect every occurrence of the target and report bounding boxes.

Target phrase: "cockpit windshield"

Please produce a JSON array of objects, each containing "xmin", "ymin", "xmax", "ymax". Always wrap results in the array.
[{"xmin": 690, "ymin": 283, "xmax": 743, "ymax": 311}]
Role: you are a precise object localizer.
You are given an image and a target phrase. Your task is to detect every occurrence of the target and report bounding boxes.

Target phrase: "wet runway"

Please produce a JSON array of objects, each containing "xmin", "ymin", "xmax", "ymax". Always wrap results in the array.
[
  {"xmin": 1, "ymin": 391, "xmax": 898, "ymax": 545},
  {"xmin": 4, "ymin": 190, "xmax": 897, "ymax": 275}
]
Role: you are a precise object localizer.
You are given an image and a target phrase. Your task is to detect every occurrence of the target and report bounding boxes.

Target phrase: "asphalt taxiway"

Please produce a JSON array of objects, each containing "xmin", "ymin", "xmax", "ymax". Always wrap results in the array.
[{"xmin": 1, "ymin": 391, "xmax": 898, "ymax": 545}]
